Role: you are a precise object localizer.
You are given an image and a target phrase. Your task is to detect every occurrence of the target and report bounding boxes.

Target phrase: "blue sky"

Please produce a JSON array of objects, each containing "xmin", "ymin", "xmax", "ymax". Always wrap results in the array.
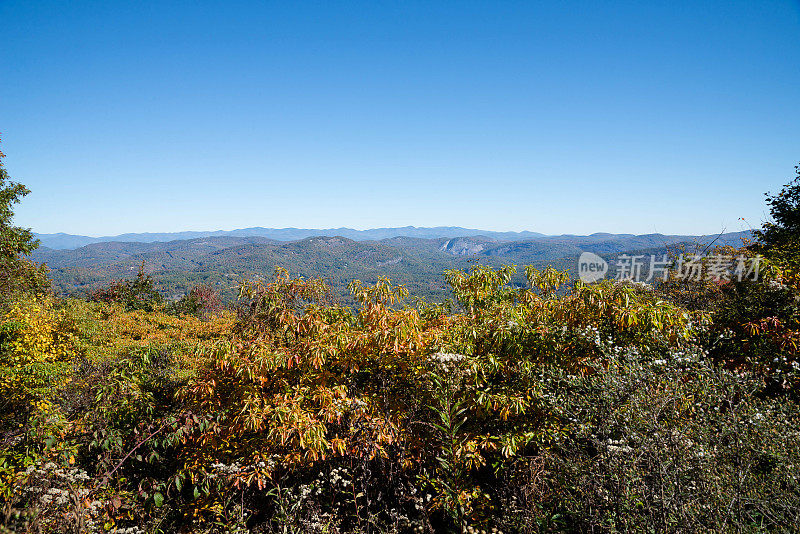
[{"xmin": 1, "ymin": 1, "xmax": 799, "ymax": 236}]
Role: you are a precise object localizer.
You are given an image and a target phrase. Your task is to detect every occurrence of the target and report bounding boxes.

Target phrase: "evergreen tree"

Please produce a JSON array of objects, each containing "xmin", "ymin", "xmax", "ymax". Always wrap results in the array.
[
  {"xmin": 755, "ymin": 163, "xmax": 800, "ymax": 259},
  {"xmin": 0, "ymin": 135, "xmax": 49, "ymax": 304}
]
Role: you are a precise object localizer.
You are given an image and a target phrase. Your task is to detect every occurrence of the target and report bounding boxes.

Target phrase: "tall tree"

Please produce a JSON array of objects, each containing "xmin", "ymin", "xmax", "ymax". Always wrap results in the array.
[
  {"xmin": 753, "ymin": 163, "xmax": 800, "ymax": 274},
  {"xmin": 756, "ymin": 163, "xmax": 800, "ymax": 253},
  {"xmin": 0, "ymin": 135, "xmax": 49, "ymax": 304}
]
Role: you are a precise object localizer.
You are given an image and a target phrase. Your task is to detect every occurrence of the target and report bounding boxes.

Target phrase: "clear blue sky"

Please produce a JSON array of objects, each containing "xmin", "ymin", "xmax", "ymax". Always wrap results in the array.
[{"xmin": 1, "ymin": 1, "xmax": 799, "ymax": 236}]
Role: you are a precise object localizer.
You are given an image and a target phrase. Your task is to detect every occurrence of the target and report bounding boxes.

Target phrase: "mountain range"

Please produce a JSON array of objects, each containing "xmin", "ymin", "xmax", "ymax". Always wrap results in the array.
[
  {"xmin": 34, "ymin": 226, "xmax": 548, "ymax": 250},
  {"xmin": 30, "ymin": 228, "xmax": 753, "ymax": 302}
]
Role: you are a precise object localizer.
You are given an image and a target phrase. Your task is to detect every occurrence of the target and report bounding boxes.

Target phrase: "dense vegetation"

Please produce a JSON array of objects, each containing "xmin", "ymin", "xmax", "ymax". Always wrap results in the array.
[{"xmin": 2, "ymin": 147, "xmax": 800, "ymax": 532}]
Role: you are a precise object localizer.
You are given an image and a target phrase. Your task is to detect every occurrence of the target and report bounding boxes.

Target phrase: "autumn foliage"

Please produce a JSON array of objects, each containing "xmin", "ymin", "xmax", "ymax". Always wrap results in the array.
[{"xmin": 2, "ymin": 259, "xmax": 799, "ymax": 532}]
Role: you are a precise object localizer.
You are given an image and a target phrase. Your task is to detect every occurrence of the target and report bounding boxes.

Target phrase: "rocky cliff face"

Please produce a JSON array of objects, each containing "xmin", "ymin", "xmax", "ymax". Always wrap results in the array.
[{"xmin": 438, "ymin": 237, "xmax": 495, "ymax": 255}]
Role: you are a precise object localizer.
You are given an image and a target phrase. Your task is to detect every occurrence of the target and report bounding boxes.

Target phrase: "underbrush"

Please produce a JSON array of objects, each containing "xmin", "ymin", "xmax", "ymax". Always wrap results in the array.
[{"xmin": 1, "ymin": 264, "xmax": 799, "ymax": 533}]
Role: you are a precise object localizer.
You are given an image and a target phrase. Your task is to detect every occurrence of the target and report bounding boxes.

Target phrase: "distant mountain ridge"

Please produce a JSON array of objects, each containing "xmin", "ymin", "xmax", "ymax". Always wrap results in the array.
[
  {"xmin": 31, "ymin": 230, "xmax": 753, "ymax": 302},
  {"xmin": 34, "ymin": 226, "xmax": 548, "ymax": 250},
  {"xmin": 34, "ymin": 227, "xmax": 753, "ymax": 251}
]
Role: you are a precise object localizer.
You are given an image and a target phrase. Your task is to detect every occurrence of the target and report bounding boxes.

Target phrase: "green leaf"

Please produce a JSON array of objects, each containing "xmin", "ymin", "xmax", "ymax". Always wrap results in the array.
[{"xmin": 153, "ymin": 492, "xmax": 164, "ymax": 507}]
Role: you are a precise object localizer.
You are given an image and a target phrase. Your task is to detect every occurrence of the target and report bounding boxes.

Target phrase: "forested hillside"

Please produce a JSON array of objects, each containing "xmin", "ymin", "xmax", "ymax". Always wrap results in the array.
[
  {"xmin": 33, "ymin": 228, "xmax": 549, "ymax": 250},
  {"xmin": 32, "ymin": 231, "xmax": 751, "ymax": 303}
]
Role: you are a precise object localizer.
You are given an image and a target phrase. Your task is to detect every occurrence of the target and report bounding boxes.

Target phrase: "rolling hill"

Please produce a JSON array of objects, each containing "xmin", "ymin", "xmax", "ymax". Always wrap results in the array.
[
  {"xmin": 34, "ymin": 226, "xmax": 547, "ymax": 250},
  {"xmin": 30, "ymin": 230, "xmax": 753, "ymax": 302}
]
